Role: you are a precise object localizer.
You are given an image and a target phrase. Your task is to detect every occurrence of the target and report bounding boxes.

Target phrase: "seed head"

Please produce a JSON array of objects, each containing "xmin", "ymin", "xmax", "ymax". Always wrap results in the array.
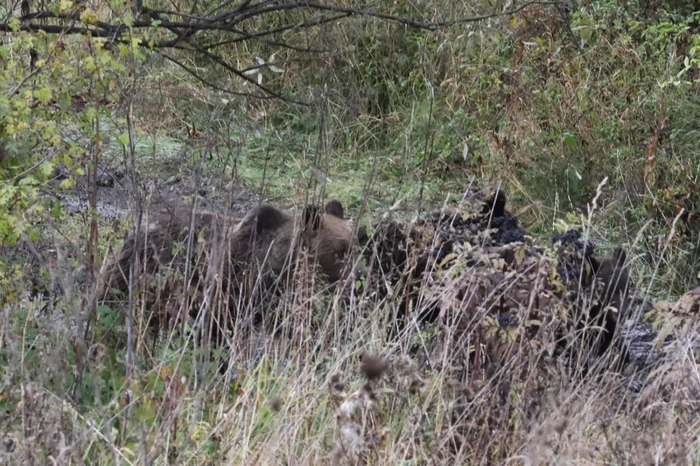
[{"xmin": 360, "ymin": 354, "xmax": 387, "ymax": 381}]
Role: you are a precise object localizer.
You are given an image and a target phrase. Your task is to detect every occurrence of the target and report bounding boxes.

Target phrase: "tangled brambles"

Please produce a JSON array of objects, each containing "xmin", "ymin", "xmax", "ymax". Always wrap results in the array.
[{"xmin": 358, "ymin": 190, "xmax": 530, "ymax": 331}]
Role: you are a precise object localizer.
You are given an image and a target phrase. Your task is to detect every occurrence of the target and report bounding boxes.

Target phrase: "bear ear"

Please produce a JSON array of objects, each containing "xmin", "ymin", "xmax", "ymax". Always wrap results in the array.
[
  {"xmin": 324, "ymin": 199, "xmax": 344, "ymax": 219},
  {"xmin": 303, "ymin": 205, "xmax": 323, "ymax": 231},
  {"xmin": 247, "ymin": 204, "xmax": 289, "ymax": 235},
  {"xmin": 482, "ymin": 189, "xmax": 507, "ymax": 218}
]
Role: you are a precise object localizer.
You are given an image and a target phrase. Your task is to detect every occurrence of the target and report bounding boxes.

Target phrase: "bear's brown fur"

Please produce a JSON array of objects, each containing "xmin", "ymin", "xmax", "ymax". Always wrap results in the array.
[
  {"xmin": 584, "ymin": 246, "xmax": 631, "ymax": 361},
  {"xmin": 593, "ymin": 247, "xmax": 630, "ymax": 314},
  {"xmin": 97, "ymin": 199, "xmax": 359, "ymax": 340}
]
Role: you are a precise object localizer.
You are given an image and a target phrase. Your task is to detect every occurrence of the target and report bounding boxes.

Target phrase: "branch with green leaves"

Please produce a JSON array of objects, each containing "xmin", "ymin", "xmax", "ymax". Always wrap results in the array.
[{"xmin": 3, "ymin": 0, "xmax": 561, "ymax": 103}]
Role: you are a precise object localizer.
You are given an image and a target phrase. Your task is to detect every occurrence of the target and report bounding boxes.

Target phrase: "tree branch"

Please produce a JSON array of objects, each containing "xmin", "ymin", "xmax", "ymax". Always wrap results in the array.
[
  {"xmin": 202, "ymin": 12, "xmax": 349, "ymax": 50},
  {"xmin": 6, "ymin": 0, "xmax": 563, "ymax": 103},
  {"xmin": 161, "ymin": 52, "xmax": 296, "ymax": 102},
  {"xmin": 188, "ymin": 42, "xmax": 308, "ymax": 105},
  {"xmin": 17, "ymin": 1, "xmax": 562, "ymax": 39}
]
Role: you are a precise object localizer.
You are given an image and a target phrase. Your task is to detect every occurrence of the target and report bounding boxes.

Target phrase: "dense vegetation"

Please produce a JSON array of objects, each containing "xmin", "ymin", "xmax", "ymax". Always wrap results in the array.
[{"xmin": 1, "ymin": 0, "xmax": 699, "ymax": 464}]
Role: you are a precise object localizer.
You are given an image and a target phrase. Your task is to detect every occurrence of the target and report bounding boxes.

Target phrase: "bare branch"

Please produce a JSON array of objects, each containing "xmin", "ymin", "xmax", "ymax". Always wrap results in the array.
[
  {"xmin": 161, "ymin": 52, "xmax": 297, "ymax": 102},
  {"xmin": 202, "ymin": 12, "xmax": 349, "ymax": 50},
  {"xmin": 16, "ymin": 1, "xmax": 561, "ymax": 42},
  {"xmin": 211, "ymin": 25, "xmax": 327, "ymax": 53},
  {"xmin": 5, "ymin": 0, "xmax": 563, "ymax": 103},
  {"xmin": 189, "ymin": 42, "xmax": 308, "ymax": 106},
  {"xmin": 6, "ymin": 66, "xmax": 42, "ymax": 97}
]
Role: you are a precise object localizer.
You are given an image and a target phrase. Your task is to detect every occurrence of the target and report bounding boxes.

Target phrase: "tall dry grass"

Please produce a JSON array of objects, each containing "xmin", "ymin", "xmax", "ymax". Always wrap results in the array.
[{"xmin": 1, "ymin": 188, "xmax": 699, "ymax": 465}]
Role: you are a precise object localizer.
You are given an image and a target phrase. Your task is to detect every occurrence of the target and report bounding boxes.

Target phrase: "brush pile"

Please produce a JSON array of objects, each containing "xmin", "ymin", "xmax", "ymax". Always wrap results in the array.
[{"xmin": 357, "ymin": 189, "xmax": 649, "ymax": 381}]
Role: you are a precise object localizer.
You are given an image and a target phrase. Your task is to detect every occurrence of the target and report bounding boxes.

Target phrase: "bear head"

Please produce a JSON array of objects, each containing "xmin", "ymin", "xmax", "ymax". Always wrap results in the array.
[{"xmin": 232, "ymin": 199, "xmax": 363, "ymax": 287}]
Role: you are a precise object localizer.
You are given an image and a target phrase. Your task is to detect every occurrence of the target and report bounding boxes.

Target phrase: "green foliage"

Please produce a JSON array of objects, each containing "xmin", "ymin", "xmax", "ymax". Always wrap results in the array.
[{"xmin": 0, "ymin": 34, "xmax": 128, "ymax": 246}]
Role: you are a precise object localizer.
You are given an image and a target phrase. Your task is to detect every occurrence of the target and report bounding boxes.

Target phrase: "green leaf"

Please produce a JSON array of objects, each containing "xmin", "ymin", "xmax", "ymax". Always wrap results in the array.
[
  {"xmin": 204, "ymin": 438, "xmax": 217, "ymax": 454},
  {"xmin": 51, "ymin": 202, "xmax": 62, "ymax": 219},
  {"xmin": 80, "ymin": 8, "xmax": 99, "ymax": 25},
  {"xmin": 136, "ymin": 399, "xmax": 156, "ymax": 424},
  {"xmin": 28, "ymin": 227, "xmax": 40, "ymax": 242},
  {"xmin": 59, "ymin": 177, "xmax": 76, "ymax": 189},
  {"xmin": 97, "ymin": 305, "xmax": 113, "ymax": 316},
  {"xmin": 18, "ymin": 175, "xmax": 38, "ymax": 186},
  {"xmin": 39, "ymin": 161, "xmax": 54, "ymax": 178},
  {"xmin": 562, "ymin": 132, "xmax": 578, "ymax": 148},
  {"xmin": 133, "ymin": 49, "xmax": 147, "ymax": 62},
  {"xmin": 117, "ymin": 132, "xmax": 129, "ymax": 146}
]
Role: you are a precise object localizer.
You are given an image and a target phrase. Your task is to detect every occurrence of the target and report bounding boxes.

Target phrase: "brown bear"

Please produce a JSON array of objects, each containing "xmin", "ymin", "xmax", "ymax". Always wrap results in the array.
[
  {"xmin": 592, "ymin": 247, "xmax": 630, "ymax": 314},
  {"xmin": 97, "ymin": 199, "xmax": 362, "ymax": 343},
  {"xmin": 555, "ymin": 245, "xmax": 632, "ymax": 377},
  {"xmin": 585, "ymin": 247, "xmax": 631, "ymax": 362}
]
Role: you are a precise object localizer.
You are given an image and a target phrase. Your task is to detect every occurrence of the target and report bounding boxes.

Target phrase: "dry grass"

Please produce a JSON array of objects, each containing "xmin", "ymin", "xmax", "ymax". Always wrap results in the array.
[
  {"xmin": 2, "ymin": 2, "xmax": 700, "ymax": 464},
  {"xmin": 1, "ymin": 192, "xmax": 699, "ymax": 466}
]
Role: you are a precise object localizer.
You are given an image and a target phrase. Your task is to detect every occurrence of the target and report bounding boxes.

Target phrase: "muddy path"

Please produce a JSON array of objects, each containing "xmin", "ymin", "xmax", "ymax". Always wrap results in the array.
[{"xmin": 44, "ymin": 165, "xmax": 259, "ymax": 223}]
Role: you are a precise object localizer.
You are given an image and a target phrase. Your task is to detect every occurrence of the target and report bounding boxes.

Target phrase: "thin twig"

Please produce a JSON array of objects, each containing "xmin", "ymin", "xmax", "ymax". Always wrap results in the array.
[
  {"xmin": 6, "ymin": 67, "xmax": 42, "ymax": 97},
  {"xmin": 7, "ymin": 0, "xmax": 562, "ymax": 103},
  {"xmin": 161, "ymin": 52, "xmax": 291, "ymax": 101}
]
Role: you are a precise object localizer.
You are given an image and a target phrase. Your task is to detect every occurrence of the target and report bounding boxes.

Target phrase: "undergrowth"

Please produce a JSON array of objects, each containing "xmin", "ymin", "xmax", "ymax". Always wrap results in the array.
[
  {"xmin": 2, "ymin": 0, "xmax": 700, "ymax": 464},
  {"xmin": 2, "ymin": 204, "xmax": 699, "ymax": 464},
  {"xmin": 2, "ymin": 184, "xmax": 700, "ymax": 464}
]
